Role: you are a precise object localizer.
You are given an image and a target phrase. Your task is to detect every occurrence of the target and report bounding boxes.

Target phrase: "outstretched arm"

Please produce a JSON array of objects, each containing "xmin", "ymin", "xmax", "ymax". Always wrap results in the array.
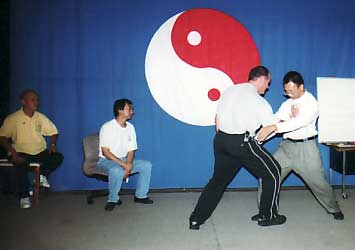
[{"xmin": 257, "ymin": 125, "xmax": 277, "ymax": 142}]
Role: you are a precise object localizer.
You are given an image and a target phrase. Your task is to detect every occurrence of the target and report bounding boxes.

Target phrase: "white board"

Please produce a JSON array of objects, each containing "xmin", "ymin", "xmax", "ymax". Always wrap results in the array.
[{"xmin": 317, "ymin": 77, "xmax": 355, "ymax": 143}]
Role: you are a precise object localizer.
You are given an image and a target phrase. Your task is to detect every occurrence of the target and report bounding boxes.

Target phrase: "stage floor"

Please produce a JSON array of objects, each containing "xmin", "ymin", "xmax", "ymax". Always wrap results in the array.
[{"xmin": 1, "ymin": 188, "xmax": 354, "ymax": 250}]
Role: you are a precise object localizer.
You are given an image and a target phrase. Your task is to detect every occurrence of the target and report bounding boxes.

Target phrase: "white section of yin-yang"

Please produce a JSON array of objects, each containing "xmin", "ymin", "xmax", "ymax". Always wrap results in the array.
[{"xmin": 145, "ymin": 13, "xmax": 234, "ymax": 126}]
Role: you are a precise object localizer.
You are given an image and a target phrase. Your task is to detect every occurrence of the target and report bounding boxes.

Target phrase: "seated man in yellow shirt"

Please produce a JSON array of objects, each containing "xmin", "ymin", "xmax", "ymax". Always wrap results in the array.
[{"xmin": 0, "ymin": 89, "xmax": 63, "ymax": 208}]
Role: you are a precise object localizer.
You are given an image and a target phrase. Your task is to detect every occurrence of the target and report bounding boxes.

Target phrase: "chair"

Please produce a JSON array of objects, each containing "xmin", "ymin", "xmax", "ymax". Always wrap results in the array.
[
  {"xmin": 0, "ymin": 158, "xmax": 41, "ymax": 206},
  {"xmin": 82, "ymin": 133, "xmax": 109, "ymax": 204}
]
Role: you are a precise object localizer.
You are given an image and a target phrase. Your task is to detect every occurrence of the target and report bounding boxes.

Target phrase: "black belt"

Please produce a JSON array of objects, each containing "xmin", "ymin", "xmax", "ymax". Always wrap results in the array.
[{"xmin": 287, "ymin": 136, "xmax": 317, "ymax": 143}]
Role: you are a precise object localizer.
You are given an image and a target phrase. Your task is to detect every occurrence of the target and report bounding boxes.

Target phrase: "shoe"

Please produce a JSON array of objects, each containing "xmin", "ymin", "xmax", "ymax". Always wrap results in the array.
[
  {"xmin": 40, "ymin": 175, "xmax": 50, "ymax": 188},
  {"xmin": 251, "ymin": 213, "xmax": 261, "ymax": 221},
  {"xmin": 20, "ymin": 197, "xmax": 31, "ymax": 209},
  {"xmin": 134, "ymin": 197, "xmax": 154, "ymax": 204},
  {"xmin": 332, "ymin": 211, "xmax": 344, "ymax": 220},
  {"xmin": 104, "ymin": 200, "xmax": 122, "ymax": 211},
  {"xmin": 252, "ymin": 212, "xmax": 281, "ymax": 221},
  {"xmin": 257, "ymin": 214, "xmax": 287, "ymax": 226},
  {"xmin": 189, "ymin": 221, "xmax": 200, "ymax": 230}
]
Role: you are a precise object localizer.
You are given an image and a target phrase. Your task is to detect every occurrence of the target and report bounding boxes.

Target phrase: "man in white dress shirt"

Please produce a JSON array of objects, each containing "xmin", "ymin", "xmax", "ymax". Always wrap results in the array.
[
  {"xmin": 189, "ymin": 66, "xmax": 287, "ymax": 229},
  {"xmin": 256, "ymin": 71, "xmax": 344, "ymax": 220}
]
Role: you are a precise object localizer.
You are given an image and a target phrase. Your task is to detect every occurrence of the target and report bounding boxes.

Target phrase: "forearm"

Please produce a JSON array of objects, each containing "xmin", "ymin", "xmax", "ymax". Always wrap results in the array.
[
  {"xmin": 215, "ymin": 114, "xmax": 219, "ymax": 132},
  {"xmin": 275, "ymin": 102, "xmax": 318, "ymax": 133},
  {"xmin": 102, "ymin": 148, "xmax": 127, "ymax": 169},
  {"xmin": 0, "ymin": 136, "xmax": 16, "ymax": 155},
  {"xmin": 257, "ymin": 124, "xmax": 277, "ymax": 142},
  {"xmin": 126, "ymin": 151, "xmax": 135, "ymax": 164},
  {"xmin": 49, "ymin": 134, "xmax": 58, "ymax": 146},
  {"xmin": 276, "ymin": 115, "xmax": 315, "ymax": 133}
]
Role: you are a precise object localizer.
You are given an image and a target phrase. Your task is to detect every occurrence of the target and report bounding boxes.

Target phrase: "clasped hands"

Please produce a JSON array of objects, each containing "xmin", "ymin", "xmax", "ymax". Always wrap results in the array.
[
  {"xmin": 121, "ymin": 162, "xmax": 133, "ymax": 179},
  {"xmin": 257, "ymin": 125, "xmax": 277, "ymax": 142}
]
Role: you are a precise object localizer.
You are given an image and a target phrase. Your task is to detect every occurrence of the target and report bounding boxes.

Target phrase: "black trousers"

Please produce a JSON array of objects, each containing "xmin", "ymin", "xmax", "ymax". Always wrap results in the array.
[
  {"xmin": 190, "ymin": 131, "xmax": 281, "ymax": 224},
  {"xmin": 11, "ymin": 150, "xmax": 63, "ymax": 198},
  {"xmin": 18, "ymin": 150, "xmax": 64, "ymax": 176},
  {"xmin": 0, "ymin": 165, "xmax": 28, "ymax": 197}
]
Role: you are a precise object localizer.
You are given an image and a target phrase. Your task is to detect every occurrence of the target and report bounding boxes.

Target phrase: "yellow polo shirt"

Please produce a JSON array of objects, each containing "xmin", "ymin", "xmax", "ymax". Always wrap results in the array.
[{"xmin": 0, "ymin": 109, "xmax": 58, "ymax": 155}]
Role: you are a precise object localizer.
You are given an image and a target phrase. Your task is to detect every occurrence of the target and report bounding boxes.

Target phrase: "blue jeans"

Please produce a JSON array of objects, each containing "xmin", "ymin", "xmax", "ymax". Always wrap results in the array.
[{"xmin": 97, "ymin": 157, "xmax": 152, "ymax": 203}]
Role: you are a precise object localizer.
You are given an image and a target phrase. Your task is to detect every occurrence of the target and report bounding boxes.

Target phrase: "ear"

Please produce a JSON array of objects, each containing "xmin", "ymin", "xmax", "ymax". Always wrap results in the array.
[{"xmin": 300, "ymin": 84, "xmax": 305, "ymax": 91}]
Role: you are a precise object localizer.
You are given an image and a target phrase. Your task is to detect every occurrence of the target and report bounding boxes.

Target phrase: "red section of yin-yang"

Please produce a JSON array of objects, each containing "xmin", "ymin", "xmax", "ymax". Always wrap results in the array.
[{"xmin": 171, "ymin": 8, "xmax": 260, "ymax": 84}]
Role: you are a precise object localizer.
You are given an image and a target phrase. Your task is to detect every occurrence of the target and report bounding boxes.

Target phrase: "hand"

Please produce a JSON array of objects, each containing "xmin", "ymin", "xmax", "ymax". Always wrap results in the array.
[
  {"xmin": 125, "ymin": 162, "xmax": 133, "ymax": 172},
  {"xmin": 290, "ymin": 104, "xmax": 299, "ymax": 118},
  {"xmin": 121, "ymin": 162, "xmax": 132, "ymax": 179},
  {"xmin": 257, "ymin": 125, "xmax": 276, "ymax": 142},
  {"xmin": 123, "ymin": 169, "xmax": 130, "ymax": 180},
  {"xmin": 9, "ymin": 152, "xmax": 25, "ymax": 165},
  {"xmin": 49, "ymin": 144, "xmax": 57, "ymax": 154}
]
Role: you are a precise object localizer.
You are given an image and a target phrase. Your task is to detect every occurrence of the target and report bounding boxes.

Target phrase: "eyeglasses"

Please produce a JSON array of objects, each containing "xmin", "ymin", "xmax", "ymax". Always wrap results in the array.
[{"xmin": 283, "ymin": 91, "xmax": 294, "ymax": 97}]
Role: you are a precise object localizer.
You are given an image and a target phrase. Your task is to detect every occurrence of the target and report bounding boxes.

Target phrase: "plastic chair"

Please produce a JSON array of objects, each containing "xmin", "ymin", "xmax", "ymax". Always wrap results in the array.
[{"xmin": 82, "ymin": 133, "xmax": 109, "ymax": 204}]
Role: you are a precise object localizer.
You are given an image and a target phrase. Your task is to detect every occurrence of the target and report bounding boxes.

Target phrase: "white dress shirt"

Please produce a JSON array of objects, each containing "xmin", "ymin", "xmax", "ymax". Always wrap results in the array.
[
  {"xmin": 275, "ymin": 91, "xmax": 318, "ymax": 140},
  {"xmin": 216, "ymin": 83, "xmax": 275, "ymax": 136}
]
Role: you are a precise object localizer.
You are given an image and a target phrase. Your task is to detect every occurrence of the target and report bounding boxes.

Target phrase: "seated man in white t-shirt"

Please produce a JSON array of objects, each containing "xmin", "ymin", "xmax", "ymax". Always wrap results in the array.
[{"xmin": 98, "ymin": 98, "xmax": 153, "ymax": 211}]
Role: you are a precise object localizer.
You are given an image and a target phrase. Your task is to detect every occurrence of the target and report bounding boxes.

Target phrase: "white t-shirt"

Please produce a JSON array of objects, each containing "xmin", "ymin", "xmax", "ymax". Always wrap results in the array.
[
  {"xmin": 216, "ymin": 83, "xmax": 275, "ymax": 135},
  {"xmin": 98, "ymin": 119, "xmax": 138, "ymax": 158},
  {"xmin": 275, "ymin": 91, "xmax": 318, "ymax": 140}
]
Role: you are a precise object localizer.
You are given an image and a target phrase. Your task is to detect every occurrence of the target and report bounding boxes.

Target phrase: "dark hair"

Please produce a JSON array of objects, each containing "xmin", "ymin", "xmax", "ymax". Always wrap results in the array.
[
  {"xmin": 113, "ymin": 98, "xmax": 132, "ymax": 117},
  {"xmin": 19, "ymin": 89, "xmax": 38, "ymax": 100},
  {"xmin": 248, "ymin": 66, "xmax": 270, "ymax": 81},
  {"xmin": 283, "ymin": 71, "xmax": 304, "ymax": 87}
]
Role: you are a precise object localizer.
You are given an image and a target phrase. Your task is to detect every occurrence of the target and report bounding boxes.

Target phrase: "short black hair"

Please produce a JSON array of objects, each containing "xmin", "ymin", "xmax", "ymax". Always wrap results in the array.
[
  {"xmin": 283, "ymin": 71, "xmax": 304, "ymax": 87},
  {"xmin": 248, "ymin": 66, "xmax": 270, "ymax": 81},
  {"xmin": 113, "ymin": 98, "xmax": 132, "ymax": 117},
  {"xmin": 19, "ymin": 89, "xmax": 38, "ymax": 100}
]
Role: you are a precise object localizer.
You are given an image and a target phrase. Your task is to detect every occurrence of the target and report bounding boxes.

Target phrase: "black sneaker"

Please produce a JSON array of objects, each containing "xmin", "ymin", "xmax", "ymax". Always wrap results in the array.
[
  {"xmin": 134, "ymin": 197, "xmax": 154, "ymax": 204},
  {"xmin": 104, "ymin": 200, "xmax": 122, "ymax": 211},
  {"xmin": 251, "ymin": 213, "xmax": 261, "ymax": 221},
  {"xmin": 257, "ymin": 214, "xmax": 287, "ymax": 226},
  {"xmin": 332, "ymin": 211, "xmax": 344, "ymax": 220},
  {"xmin": 189, "ymin": 221, "xmax": 200, "ymax": 230},
  {"xmin": 252, "ymin": 212, "xmax": 281, "ymax": 221}
]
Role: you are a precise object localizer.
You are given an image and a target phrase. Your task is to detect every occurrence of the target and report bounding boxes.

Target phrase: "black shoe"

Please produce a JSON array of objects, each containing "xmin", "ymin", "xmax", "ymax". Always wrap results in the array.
[
  {"xmin": 134, "ymin": 197, "xmax": 154, "ymax": 204},
  {"xmin": 251, "ymin": 213, "xmax": 261, "ymax": 221},
  {"xmin": 252, "ymin": 212, "xmax": 280, "ymax": 221},
  {"xmin": 332, "ymin": 211, "xmax": 344, "ymax": 220},
  {"xmin": 104, "ymin": 200, "xmax": 122, "ymax": 211},
  {"xmin": 257, "ymin": 214, "xmax": 287, "ymax": 226},
  {"xmin": 189, "ymin": 221, "xmax": 200, "ymax": 230}
]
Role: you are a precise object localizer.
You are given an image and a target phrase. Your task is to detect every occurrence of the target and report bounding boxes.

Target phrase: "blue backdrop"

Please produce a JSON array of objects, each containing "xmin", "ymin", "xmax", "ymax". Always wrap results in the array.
[{"xmin": 9, "ymin": 0, "xmax": 355, "ymax": 190}]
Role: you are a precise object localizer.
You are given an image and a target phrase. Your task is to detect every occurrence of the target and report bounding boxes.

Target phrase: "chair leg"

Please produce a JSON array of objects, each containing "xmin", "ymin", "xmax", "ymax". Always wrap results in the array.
[{"xmin": 33, "ymin": 166, "xmax": 40, "ymax": 206}]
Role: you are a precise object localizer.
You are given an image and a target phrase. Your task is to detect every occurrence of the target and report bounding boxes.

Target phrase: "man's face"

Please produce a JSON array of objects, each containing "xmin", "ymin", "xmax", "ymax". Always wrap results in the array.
[
  {"xmin": 119, "ymin": 103, "xmax": 134, "ymax": 120},
  {"xmin": 258, "ymin": 73, "xmax": 271, "ymax": 94},
  {"xmin": 21, "ymin": 92, "xmax": 39, "ymax": 111},
  {"xmin": 283, "ymin": 81, "xmax": 304, "ymax": 99}
]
